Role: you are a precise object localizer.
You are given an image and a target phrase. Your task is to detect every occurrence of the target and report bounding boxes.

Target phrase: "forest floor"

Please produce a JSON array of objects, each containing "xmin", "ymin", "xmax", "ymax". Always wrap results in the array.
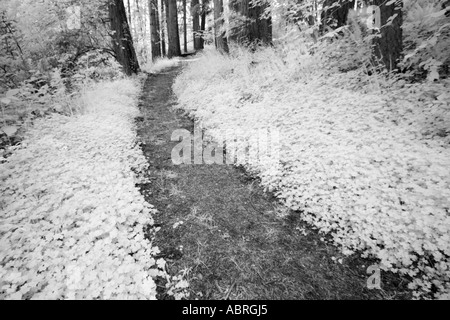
[{"xmin": 136, "ymin": 59, "xmax": 412, "ymax": 300}]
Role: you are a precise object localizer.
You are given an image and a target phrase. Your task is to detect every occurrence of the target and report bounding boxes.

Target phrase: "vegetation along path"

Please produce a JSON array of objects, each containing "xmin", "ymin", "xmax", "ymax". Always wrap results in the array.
[{"xmin": 136, "ymin": 60, "xmax": 410, "ymax": 300}]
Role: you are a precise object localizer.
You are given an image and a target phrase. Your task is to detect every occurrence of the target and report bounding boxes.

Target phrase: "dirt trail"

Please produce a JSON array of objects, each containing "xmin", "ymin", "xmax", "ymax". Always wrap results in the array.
[{"xmin": 136, "ymin": 61, "xmax": 410, "ymax": 300}]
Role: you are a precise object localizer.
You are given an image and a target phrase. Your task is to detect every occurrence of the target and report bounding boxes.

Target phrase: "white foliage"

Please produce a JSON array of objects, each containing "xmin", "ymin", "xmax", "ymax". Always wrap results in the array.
[
  {"xmin": 174, "ymin": 47, "xmax": 450, "ymax": 299},
  {"xmin": 0, "ymin": 78, "xmax": 164, "ymax": 299}
]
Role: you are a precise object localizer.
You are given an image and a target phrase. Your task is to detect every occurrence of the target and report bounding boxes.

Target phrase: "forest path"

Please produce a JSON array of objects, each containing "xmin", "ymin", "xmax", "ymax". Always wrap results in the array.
[{"xmin": 135, "ymin": 61, "xmax": 408, "ymax": 300}]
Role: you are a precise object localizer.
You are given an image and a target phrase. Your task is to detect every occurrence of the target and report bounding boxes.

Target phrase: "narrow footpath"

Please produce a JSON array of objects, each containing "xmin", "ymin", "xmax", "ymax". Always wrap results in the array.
[{"xmin": 135, "ymin": 61, "xmax": 410, "ymax": 300}]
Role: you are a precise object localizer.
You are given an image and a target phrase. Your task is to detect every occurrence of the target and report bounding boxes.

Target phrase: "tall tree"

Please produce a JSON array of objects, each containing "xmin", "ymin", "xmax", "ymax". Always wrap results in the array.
[
  {"xmin": 109, "ymin": 0, "xmax": 140, "ymax": 75},
  {"xmin": 191, "ymin": 0, "xmax": 201, "ymax": 50},
  {"xmin": 199, "ymin": 0, "xmax": 208, "ymax": 49},
  {"xmin": 127, "ymin": 0, "xmax": 132, "ymax": 26},
  {"xmin": 183, "ymin": 0, "xmax": 188, "ymax": 53},
  {"xmin": 247, "ymin": 0, "xmax": 272, "ymax": 44},
  {"xmin": 213, "ymin": 0, "xmax": 228, "ymax": 53},
  {"xmin": 135, "ymin": 0, "xmax": 144, "ymax": 37},
  {"xmin": 135, "ymin": 0, "xmax": 147, "ymax": 62},
  {"xmin": 228, "ymin": 0, "xmax": 272, "ymax": 45},
  {"xmin": 165, "ymin": 0, "xmax": 181, "ymax": 57},
  {"xmin": 160, "ymin": 0, "xmax": 167, "ymax": 56},
  {"xmin": 150, "ymin": 0, "xmax": 161, "ymax": 60},
  {"xmin": 371, "ymin": 0, "xmax": 403, "ymax": 71}
]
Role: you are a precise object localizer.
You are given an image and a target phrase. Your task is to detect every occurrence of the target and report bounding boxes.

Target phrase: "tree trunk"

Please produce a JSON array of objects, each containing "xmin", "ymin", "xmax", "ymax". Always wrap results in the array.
[
  {"xmin": 247, "ymin": 1, "xmax": 272, "ymax": 44},
  {"xmin": 191, "ymin": 0, "xmax": 201, "ymax": 50},
  {"xmin": 150, "ymin": 0, "xmax": 161, "ymax": 60},
  {"xmin": 320, "ymin": 0, "xmax": 355, "ymax": 33},
  {"xmin": 213, "ymin": 0, "xmax": 228, "ymax": 53},
  {"xmin": 109, "ymin": 0, "xmax": 140, "ymax": 75},
  {"xmin": 135, "ymin": 0, "xmax": 146, "ymax": 62},
  {"xmin": 165, "ymin": 0, "xmax": 181, "ymax": 58},
  {"xmin": 199, "ymin": 0, "xmax": 207, "ymax": 49},
  {"xmin": 136, "ymin": 0, "xmax": 144, "ymax": 36},
  {"xmin": 228, "ymin": 0, "xmax": 272, "ymax": 45},
  {"xmin": 127, "ymin": 0, "xmax": 132, "ymax": 26},
  {"xmin": 371, "ymin": 0, "xmax": 403, "ymax": 71},
  {"xmin": 183, "ymin": 0, "xmax": 188, "ymax": 53},
  {"xmin": 160, "ymin": 0, "xmax": 166, "ymax": 56}
]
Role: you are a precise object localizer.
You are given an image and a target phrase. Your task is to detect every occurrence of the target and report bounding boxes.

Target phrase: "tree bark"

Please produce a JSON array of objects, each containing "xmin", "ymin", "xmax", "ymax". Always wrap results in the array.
[
  {"xmin": 136, "ymin": 0, "xmax": 144, "ymax": 36},
  {"xmin": 150, "ymin": 0, "xmax": 161, "ymax": 60},
  {"xmin": 135, "ymin": 0, "xmax": 146, "ymax": 61},
  {"xmin": 247, "ymin": 1, "xmax": 272, "ymax": 44},
  {"xmin": 160, "ymin": 0, "xmax": 167, "ymax": 56},
  {"xmin": 109, "ymin": 0, "xmax": 140, "ymax": 75},
  {"xmin": 199, "ymin": 0, "xmax": 207, "ymax": 49},
  {"xmin": 183, "ymin": 0, "xmax": 188, "ymax": 53},
  {"xmin": 213, "ymin": 0, "xmax": 229, "ymax": 53},
  {"xmin": 228, "ymin": 0, "xmax": 272, "ymax": 45},
  {"xmin": 191, "ymin": 0, "xmax": 201, "ymax": 50},
  {"xmin": 165, "ymin": 0, "xmax": 181, "ymax": 58},
  {"xmin": 127, "ymin": 0, "xmax": 132, "ymax": 27},
  {"xmin": 371, "ymin": 0, "xmax": 403, "ymax": 71}
]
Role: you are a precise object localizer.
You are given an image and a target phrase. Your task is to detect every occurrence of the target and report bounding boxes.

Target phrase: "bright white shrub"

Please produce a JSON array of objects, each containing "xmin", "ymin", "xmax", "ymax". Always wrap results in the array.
[
  {"xmin": 174, "ymin": 45, "xmax": 450, "ymax": 299},
  {"xmin": 0, "ymin": 78, "xmax": 166, "ymax": 299}
]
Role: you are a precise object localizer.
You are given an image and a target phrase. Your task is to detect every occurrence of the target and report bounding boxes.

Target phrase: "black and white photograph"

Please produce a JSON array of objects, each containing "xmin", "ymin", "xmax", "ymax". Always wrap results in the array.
[{"xmin": 0, "ymin": 0, "xmax": 449, "ymax": 304}]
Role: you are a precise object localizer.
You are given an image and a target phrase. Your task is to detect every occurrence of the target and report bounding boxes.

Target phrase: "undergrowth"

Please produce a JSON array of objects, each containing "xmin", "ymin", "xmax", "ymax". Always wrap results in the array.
[
  {"xmin": 0, "ymin": 77, "xmax": 172, "ymax": 299},
  {"xmin": 141, "ymin": 57, "xmax": 181, "ymax": 74},
  {"xmin": 174, "ymin": 35, "xmax": 450, "ymax": 299}
]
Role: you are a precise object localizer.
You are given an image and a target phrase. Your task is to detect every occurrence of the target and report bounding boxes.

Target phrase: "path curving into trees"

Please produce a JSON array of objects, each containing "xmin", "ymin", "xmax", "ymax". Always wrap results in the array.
[{"xmin": 135, "ymin": 59, "xmax": 410, "ymax": 300}]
